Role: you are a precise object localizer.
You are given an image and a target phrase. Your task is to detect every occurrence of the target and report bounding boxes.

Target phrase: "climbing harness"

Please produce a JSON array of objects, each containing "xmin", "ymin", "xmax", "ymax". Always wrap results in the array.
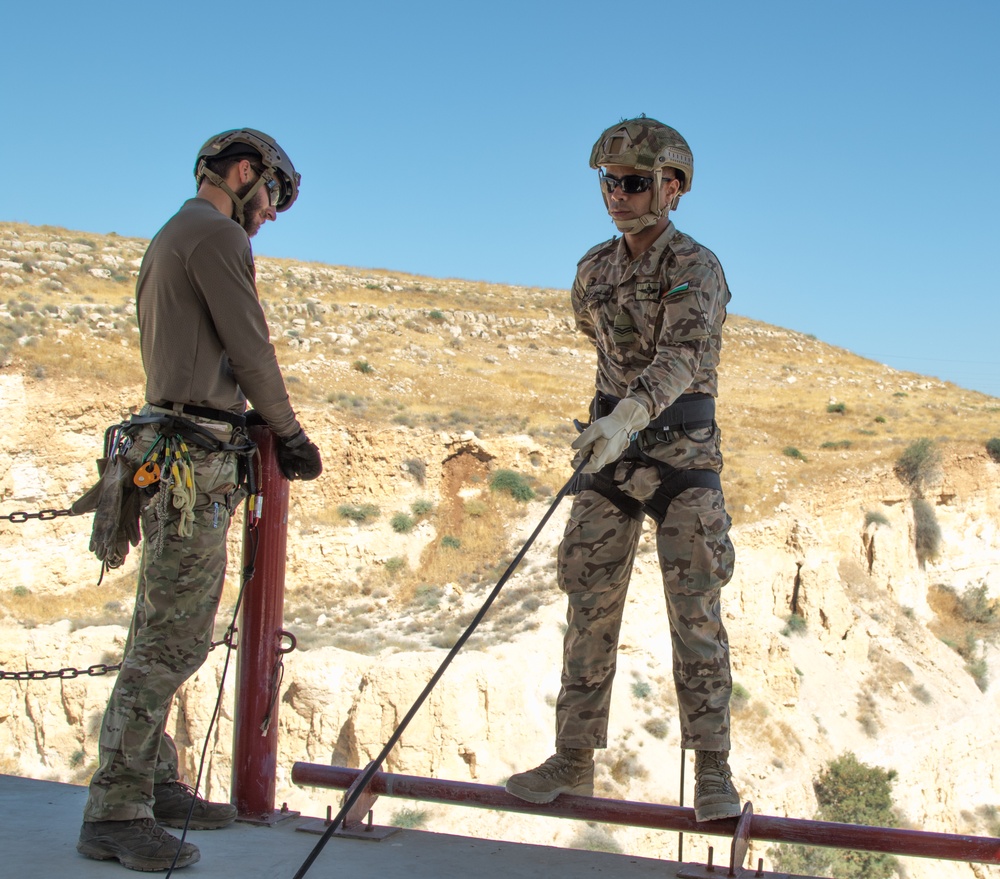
[
  {"xmin": 290, "ymin": 458, "xmax": 589, "ymax": 879},
  {"xmin": 568, "ymin": 391, "xmax": 722, "ymax": 524},
  {"xmin": 71, "ymin": 410, "xmax": 259, "ymax": 580}
]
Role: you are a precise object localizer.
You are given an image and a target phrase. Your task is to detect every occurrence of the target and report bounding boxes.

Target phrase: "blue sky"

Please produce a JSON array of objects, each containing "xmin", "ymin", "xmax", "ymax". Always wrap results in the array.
[{"xmin": 4, "ymin": 1, "xmax": 999, "ymax": 397}]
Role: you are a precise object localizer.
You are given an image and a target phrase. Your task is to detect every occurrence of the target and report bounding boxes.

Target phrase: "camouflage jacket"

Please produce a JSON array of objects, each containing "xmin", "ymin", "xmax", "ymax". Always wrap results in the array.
[
  {"xmin": 571, "ymin": 221, "xmax": 731, "ymax": 475},
  {"xmin": 571, "ymin": 221, "xmax": 730, "ymax": 417}
]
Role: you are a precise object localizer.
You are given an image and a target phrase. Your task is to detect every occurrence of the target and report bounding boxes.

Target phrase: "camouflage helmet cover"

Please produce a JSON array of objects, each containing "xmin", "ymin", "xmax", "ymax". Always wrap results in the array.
[
  {"xmin": 194, "ymin": 128, "xmax": 300, "ymax": 212},
  {"xmin": 589, "ymin": 116, "xmax": 693, "ymax": 194}
]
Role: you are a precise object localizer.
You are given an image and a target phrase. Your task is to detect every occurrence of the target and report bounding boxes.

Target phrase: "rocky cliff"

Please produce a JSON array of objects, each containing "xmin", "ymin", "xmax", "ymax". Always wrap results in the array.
[{"xmin": 2, "ymin": 222, "xmax": 1000, "ymax": 877}]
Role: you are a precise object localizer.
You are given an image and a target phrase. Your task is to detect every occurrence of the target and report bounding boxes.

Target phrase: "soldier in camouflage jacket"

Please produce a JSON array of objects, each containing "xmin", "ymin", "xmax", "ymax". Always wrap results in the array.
[{"xmin": 506, "ymin": 117, "xmax": 741, "ymax": 823}]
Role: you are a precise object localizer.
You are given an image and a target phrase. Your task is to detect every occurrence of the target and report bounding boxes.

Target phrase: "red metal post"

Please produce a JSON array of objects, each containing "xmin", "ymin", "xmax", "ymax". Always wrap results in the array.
[
  {"xmin": 291, "ymin": 763, "xmax": 1000, "ymax": 866},
  {"xmin": 232, "ymin": 427, "xmax": 290, "ymax": 822}
]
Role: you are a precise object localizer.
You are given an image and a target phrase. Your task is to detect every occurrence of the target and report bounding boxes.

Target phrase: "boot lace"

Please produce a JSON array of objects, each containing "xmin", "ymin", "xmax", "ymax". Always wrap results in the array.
[
  {"xmin": 534, "ymin": 754, "xmax": 583, "ymax": 779},
  {"xmin": 696, "ymin": 754, "xmax": 734, "ymax": 795}
]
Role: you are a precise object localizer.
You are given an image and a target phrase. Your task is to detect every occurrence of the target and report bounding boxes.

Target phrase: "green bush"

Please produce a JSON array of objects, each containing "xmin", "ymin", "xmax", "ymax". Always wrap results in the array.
[
  {"xmin": 441, "ymin": 535, "xmax": 461, "ymax": 549},
  {"xmin": 404, "ymin": 458, "xmax": 426, "ymax": 484},
  {"xmin": 384, "ymin": 556, "xmax": 407, "ymax": 576},
  {"xmin": 391, "ymin": 807, "xmax": 429, "ymax": 828},
  {"xmin": 896, "ymin": 437, "xmax": 940, "ymax": 489},
  {"xmin": 411, "ymin": 498, "xmax": 434, "ymax": 517},
  {"xmin": 773, "ymin": 752, "xmax": 899, "ymax": 879},
  {"xmin": 864, "ymin": 510, "xmax": 890, "ymax": 527},
  {"xmin": 826, "ymin": 401, "xmax": 846, "ymax": 414},
  {"xmin": 428, "ymin": 309, "xmax": 445, "ymax": 321},
  {"xmin": 782, "ymin": 446, "xmax": 807, "ymax": 461},
  {"xmin": 414, "ymin": 585, "xmax": 442, "ymax": 608},
  {"xmin": 571, "ymin": 826, "xmax": 621, "ymax": 854},
  {"xmin": 977, "ymin": 805, "xmax": 1000, "ymax": 838},
  {"xmin": 912, "ymin": 497, "xmax": 941, "ymax": 564},
  {"xmin": 967, "ymin": 656, "xmax": 989, "ymax": 693},
  {"xmin": 781, "ymin": 614, "xmax": 807, "ymax": 637},
  {"xmin": 337, "ymin": 503, "xmax": 380, "ymax": 523},
  {"xmin": 820, "ymin": 440, "xmax": 852, "ymax": 450},
  {"xmin": 464, "ymin": 499, "xmax": 488, "ymax": 517},
  {"xmin": 352, "ymin": 359, "xmax": 374, "ymax": 374},
  {"xmin": 986, "ymin": 437, "xmax": 1000, "ymax": 463},
  {"xmin": 956, "ymin": 583, "xmax": 997, "ymax": 624},
  {"xmin": 643, "ymin": 717, "xmax": 670, "ymax": 739},
  {"xmin": 391, "ymin": 513, "xmax": 415, "ymax": 533},
  {"xmin": 731, "ymin": 682, "xmax": 750, "ymax": 712},
  {"xmin": 630, "ymin": 680, "xmax": 652, "ymax": 700},
  {"xmin": 489, "ymin": 468, "xmax": 535, "ymax": 502}
]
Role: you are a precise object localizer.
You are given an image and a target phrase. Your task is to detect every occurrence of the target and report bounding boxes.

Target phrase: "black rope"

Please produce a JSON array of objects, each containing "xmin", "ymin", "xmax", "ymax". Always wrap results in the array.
[
  {"xmin": 164, "ymin": 503, "xmax": 261, "ymax": 877},
  {"xmin": 290, "ymin": 457, "xmax": 588, "ymax": 879}
]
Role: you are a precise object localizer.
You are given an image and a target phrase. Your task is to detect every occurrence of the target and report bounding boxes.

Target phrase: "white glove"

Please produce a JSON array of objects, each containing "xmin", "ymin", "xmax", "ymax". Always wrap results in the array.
[{"xmin": 572, "ymin": 397, "xmax": 650, "ymax": 473}]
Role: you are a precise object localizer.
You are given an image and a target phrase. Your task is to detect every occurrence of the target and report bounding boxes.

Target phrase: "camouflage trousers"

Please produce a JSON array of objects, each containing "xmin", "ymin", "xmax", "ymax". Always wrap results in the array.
[
  {"xmin": 83, "ymin": 420, "xmax": 239, "ymax": 822},
  {"xmin": 555, "ymin": 485, "xmax": 735, "ymax": 752}
]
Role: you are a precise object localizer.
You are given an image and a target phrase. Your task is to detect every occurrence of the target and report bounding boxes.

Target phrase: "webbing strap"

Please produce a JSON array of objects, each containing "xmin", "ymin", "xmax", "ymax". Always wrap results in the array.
[
  {"xmin": 594, "ymin": 391, "xmax": 716, "ymax": 432},
  {"xmin": 568, "ymin": 463, "xmax": 722, "ymax": 525},
  {"xmin": 151, "ymin": 400, "xmax": 247, "ymax": 428},
  {"xmin": 125, "ymin": 413, "xmax": 255, "ymax": 455},
  {"xmin": 643, "ymin": 467, "xmax": 721, "ymax": 523},
  {"xmin": 568, "ymin": 467, "xmax": 645, "ymax": 522}
]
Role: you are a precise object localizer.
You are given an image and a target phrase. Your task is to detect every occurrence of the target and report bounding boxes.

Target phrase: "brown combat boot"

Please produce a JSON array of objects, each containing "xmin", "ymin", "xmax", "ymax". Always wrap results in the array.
[
  {"xmin": 693, "ymin": 750, "xmax": 741, "ymax": 821},
  {"xmin": 77, "ymin": 817, "xmax": 200, "ymax": 871},
  {"xmin": 505, "ymin": 747, "xmax": 595, "ymax": 803},
  {"xmin": 153, "ymin": 781, "xmax": 237, "ymax": 830}
]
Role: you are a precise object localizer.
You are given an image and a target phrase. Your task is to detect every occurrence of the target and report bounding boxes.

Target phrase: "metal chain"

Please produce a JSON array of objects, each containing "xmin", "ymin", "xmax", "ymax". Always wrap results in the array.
[
  {"xmin": 0, "ymin": 634, "xmax": 235, "ymax": 682},
  {"xmin": 0, "ymin": 507, "xmax": 79, "ymax": 523},
  {"xmin": 0, "ymin": 662, "xmax": 121, "ymax": 681}
]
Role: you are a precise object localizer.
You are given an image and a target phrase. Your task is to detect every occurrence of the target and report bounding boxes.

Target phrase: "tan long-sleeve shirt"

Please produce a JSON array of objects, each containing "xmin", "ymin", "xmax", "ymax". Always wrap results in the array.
[{"xmin": 136, "ymin": 198, "xmax": 299, "ymax": 437}]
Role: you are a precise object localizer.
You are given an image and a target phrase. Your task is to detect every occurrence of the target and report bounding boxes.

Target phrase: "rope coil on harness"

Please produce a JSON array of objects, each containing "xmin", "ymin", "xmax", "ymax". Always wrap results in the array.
[{"xmin": 69, "ymin": 412, "xmax": 258, "ymax": 579}]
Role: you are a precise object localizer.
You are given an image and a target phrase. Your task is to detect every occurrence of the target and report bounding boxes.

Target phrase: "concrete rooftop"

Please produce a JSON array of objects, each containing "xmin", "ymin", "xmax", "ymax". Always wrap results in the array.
[{"xmin": 1, "ymin": 773, "xmax": 767, "ymax": 879}]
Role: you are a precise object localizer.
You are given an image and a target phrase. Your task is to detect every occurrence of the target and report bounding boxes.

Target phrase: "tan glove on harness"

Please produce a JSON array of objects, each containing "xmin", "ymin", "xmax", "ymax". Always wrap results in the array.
[{"xmin": 572, "ymin": 397, "xmax": 650, "ymax": 474}]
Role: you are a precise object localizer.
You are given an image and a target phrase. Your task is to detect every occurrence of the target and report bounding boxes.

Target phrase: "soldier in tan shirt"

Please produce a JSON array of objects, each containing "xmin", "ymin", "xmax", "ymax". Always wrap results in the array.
[{"xmin": 79, "ymin": 129, "xmax": 321, "ymax": 871}]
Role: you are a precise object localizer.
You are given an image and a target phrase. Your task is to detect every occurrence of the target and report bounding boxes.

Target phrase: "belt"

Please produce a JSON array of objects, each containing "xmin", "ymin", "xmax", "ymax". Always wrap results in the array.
[
  {"xmin": 594, "ymin": 392, "xmax": 715, "ymax": 431},
  {"xmin": 151, "ymin": 401, "xmax": 247, "ymax": 428}
]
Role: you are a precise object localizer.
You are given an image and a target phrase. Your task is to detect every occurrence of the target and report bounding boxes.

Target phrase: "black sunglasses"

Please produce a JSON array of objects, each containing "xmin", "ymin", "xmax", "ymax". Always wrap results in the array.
[{"xmin": 599, "ymin": 171, "xmax": 656, "ymax": 195}]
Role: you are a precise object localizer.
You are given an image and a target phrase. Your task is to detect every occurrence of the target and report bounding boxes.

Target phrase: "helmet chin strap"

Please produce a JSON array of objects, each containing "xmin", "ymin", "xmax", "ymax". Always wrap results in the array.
[{"xmin": 195, "ymin": 160, "xmax": 267, "ymax": 231}]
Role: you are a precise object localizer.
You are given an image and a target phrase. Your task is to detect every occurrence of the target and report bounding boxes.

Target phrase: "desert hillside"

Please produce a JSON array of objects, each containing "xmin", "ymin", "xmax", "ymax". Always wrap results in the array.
[{"xmin": 2, "ymin": 221, "xmax": 1000, "ymax": 878}]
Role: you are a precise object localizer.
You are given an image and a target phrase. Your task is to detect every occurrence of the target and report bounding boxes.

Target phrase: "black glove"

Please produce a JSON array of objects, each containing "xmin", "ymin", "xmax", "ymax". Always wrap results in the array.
[
  {"xmin": 244, "ymin": 409, "xmax": 268, "ymax": 427},
  {"xmin": 276, "ymin": 429, "xmax": 322, "ymax": 481}
]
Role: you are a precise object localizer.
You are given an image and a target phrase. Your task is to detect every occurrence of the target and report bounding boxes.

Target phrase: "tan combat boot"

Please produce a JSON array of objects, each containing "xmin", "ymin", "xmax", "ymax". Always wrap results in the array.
[
  {"xmin": 693, "ymin": 750, "xmax": 741, "ymax": 821},
  {"xmin": 505, "ymin": 747, "xmax": 595, "ymax": 803},
  {"xmin": 77, "ymin": 818, "xmax": 201, "ymax": 870},
  {"xmin": 153, "ymin": 781, "xmax": 237, "ymax": 830}
]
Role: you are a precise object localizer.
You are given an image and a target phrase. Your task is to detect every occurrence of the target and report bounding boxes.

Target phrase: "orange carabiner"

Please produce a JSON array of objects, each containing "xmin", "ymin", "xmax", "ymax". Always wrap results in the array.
[{"xmin": 133, "ymin": 460, "xmax": 161, "ymax": 487}]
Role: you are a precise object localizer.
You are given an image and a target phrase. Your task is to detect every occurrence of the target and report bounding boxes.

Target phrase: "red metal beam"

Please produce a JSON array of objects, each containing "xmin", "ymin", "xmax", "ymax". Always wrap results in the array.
[
  {"xmin": 291, "ymin": 762, "xmax": 1000, "ymax": 865},
  {"xmin": 232, "ymin": 427, "xmax": 291, "ymax": 822}
]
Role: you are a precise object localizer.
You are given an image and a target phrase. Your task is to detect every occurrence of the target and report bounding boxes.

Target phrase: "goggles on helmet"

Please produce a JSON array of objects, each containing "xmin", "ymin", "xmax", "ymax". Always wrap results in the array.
[{"xmin": 261, "ymin": 172, "xmax": 283, "ymax": 207}]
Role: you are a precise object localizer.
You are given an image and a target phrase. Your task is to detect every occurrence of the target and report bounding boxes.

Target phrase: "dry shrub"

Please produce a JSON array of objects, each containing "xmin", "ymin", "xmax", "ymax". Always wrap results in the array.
[
  {"xmin": 896, "ymin": 438, "xmax": 941, "ymax": 490},
  {"xmin": 912, "ymin": 497, "xmax": 942, "ymax": 564}
]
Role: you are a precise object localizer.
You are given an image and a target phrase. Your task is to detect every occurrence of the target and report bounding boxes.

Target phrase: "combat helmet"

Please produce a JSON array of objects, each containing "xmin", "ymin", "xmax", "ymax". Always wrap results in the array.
[
  {"xmin": 589, "ymin": 116, "xmax": 692, "ymax": 232},
  {"xmin": 194, "ymin": 128, "xmax": 301, "ymax": 228}
]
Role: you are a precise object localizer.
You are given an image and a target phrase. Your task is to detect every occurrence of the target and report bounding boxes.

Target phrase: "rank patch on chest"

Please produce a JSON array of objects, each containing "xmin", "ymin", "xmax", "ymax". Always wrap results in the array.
[{"xmin": 613, "ymin": 310, "xmax": 635, "ymax": 346}]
